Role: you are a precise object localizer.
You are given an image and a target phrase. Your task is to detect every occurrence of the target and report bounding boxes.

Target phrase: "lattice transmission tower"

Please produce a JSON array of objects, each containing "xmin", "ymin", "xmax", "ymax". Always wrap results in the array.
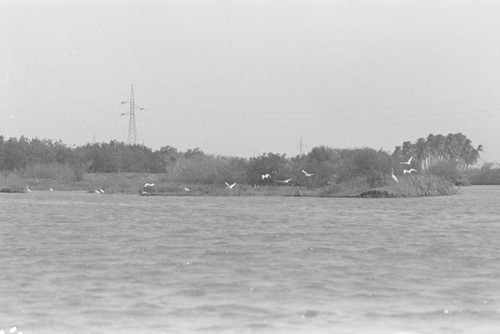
[{"xmin": 120, "ymin": 84, "xmax": 145, "ymax": 144}]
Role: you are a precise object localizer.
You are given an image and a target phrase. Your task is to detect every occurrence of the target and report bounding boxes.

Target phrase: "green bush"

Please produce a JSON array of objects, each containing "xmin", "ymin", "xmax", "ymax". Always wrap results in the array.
[
  {"xmin": 467, "ymin": 168, "xmax": 500, "ymax": 185},
  {"xmin": 23, "ymin": 163, "xmax": 75, "ymax": 181},
  {"xmin": 320, "ymin": 176, "xmax": 371, "ymax": 196},
  {"xmin": 427, "ymin": 160, "xmax": 464, "ymax": 185},
  {"xmin": 0, "ymin": 172, "xmax": 26, "ymax": 193},
  {"xmin": 71, "ymin": 163, "xmax": 85, "ymax": 181}
]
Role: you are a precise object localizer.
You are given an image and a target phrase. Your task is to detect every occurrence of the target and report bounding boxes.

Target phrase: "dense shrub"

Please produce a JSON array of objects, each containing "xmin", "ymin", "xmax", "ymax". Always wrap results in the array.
[
  {"xmin": 427, "ymin": 160, "xmax": 463, "ymax": 185},
  {"xmin": 23, "ymin": 163, "xmax": 75, "ymax": 181},
  {"xmin": 467, "ymin": 169, "xmax": 500, "ymax": 185},
  {"xmin": 246, "ymin": 153, "xmax": 290, "ymax": 185},
  {"xmin": 0, "ymin": 171, "xmax": 26, "ymax": 193}
]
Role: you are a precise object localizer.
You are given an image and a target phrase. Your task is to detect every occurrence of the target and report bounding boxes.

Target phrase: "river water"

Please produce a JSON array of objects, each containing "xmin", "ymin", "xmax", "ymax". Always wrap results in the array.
[{"xmin": 1, "ymin": 186, "xmax": 499, "ymax": 334}]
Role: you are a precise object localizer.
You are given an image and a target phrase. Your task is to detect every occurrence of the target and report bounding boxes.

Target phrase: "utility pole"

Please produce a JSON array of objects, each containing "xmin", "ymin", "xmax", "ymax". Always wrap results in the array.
[{"xmin": 120, "ymin": 84, "xmax": 145, "ymax": 145}]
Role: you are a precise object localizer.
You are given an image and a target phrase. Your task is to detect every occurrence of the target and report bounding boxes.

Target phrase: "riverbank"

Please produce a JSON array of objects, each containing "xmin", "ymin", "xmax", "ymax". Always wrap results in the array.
[{"xmin": 1, "ymin": 171, "xmax": 459, "ymax": 198}]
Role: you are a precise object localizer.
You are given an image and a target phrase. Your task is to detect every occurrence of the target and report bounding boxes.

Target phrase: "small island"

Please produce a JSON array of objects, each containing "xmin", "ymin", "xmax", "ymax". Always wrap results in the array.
[{"xmin": 0, "ymin": 132, "xmax": 488, "ymax": 198}]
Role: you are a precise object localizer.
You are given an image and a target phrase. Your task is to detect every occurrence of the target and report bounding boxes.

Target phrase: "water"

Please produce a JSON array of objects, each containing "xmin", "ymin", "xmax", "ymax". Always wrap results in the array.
[{"xmin": 1, "ymin": 186, "xmax": 500, "ymax": 334}]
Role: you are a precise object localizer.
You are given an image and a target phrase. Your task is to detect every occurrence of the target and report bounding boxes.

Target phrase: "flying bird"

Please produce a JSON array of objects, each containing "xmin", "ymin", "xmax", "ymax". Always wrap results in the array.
[
  {"xmin": 302, "ymin": 170, "xmax": 314, "ymax": 177},
  {"xmin": 277, "ymin": 179, "xmax": 292, "ymax": 184},
  {"xmin": 225, "ymin": 182, "xmax": 236, "ymax": 189},
  {"xmin": 261, "ymin": 174, "xmax": 271, "ymax": 180},
  {"xmin": 391, "ymin": 168, "xmax": 398, "ymax": 183},
  {"xmin": 403, "ymin": 169, "xmax": 417, "ymax": 174},
  {"xmin": 144, "ymin": 183, "xmax": 155, "ymax": 187},
  {"xmin": 400, "ymin": 156, "xmax": 413, "ymax": 165}
]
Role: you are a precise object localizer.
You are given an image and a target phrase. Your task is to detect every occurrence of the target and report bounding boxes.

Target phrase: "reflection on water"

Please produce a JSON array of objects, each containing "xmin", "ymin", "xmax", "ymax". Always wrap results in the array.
[{"xmin": 1, "ymin": 186, "xmax": 500, "ymax": 333}]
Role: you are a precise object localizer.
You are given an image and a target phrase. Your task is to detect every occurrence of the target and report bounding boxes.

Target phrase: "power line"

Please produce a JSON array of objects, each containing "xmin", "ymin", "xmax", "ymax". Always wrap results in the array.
[
  {"xmin": 139, "ymin": 107, "xmax": 500, "ymax": 130},
  {"xmin": 141, "ymin": 95, "xmax": 500, "ymax": 118}
]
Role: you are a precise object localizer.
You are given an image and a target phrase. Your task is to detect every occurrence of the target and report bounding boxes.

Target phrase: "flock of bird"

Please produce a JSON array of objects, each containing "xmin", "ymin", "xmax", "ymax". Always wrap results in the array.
[
  {"xmin": 163, "ymin": 169, "xmax": 316, "ymax": 194},
  {"xmin": 391, "ymin": 156, "xmax": 417, "ymax": 183},
  {"xmin": 198, "ymin": 169, "xmax": 316, "ymax": 192},
  {"xmin": 26, "ymin": 162, "xmax": 410, "ymax": 194}
]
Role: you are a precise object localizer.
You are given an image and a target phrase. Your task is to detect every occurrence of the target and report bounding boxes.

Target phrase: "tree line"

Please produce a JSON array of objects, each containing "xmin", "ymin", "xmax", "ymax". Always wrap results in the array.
[
  {"xmin": 392, "ymin": 133, "xmax": 483, "ymax": 171},
  {"xmin": 0, "ymin": 132, "xmax": 483, "ymax": 186}
]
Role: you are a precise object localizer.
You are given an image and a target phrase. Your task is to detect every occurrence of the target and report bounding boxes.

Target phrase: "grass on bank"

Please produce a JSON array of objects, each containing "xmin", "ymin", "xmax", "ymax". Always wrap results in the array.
[{"xmin": 318, "ymin": 174, "xmax": 459, "ymax": 198}]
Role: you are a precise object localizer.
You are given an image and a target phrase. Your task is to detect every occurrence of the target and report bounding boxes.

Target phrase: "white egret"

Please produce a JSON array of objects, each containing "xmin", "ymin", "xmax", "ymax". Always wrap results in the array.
[
  {"xmin": 277, "ymin": 179, "xmax": 292, "ymax": 183},
  {"xmin": 261, "ymin": 174, "xmax": 271, "ymax": 180},
  {"xmin": 403, "ymin": 169, "xmax": 417, "ymax": 174},
  {"xmin": 302, "ymin": 169, "xmax": 314, "ymax": 177},
  {"xmin": 144, "ymin": 183, "xmax": 155, "ymax": 187},
  {"xmin": 49, "ymin": 188, "xmax": 53, "ymax": 192},
  {"xmin": 400, "ymin": 156, "xmax": 413, "ymax": 165},
  {"xmin": 391, "ymin": 168, "xmax": 398, "ymax": 182},
  {"xmin": 184, "ymin": 187, "xmax": 190, "ymax": 192},
  {"xmin": 225, "ymin": 182, "xmax": 236, "ymax": 189}
]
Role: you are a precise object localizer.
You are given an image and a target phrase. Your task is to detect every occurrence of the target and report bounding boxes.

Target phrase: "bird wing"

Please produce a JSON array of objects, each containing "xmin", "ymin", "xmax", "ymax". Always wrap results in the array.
[{"xmin": 401, "ymin": 156, "xmax": 413, "ymax": 164}]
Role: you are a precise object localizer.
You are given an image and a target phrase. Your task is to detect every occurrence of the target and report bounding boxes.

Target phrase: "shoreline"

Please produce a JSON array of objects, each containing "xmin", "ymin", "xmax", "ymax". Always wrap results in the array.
[{"xmin": 1, "ymin": 172, "xmax": 460, "ymax": 198}]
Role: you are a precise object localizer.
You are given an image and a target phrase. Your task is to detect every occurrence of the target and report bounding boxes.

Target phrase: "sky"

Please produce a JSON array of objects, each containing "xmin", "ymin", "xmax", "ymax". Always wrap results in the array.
[{"xmin": 1, "ymin": 0, "xmax": 500, "ymax": 163}]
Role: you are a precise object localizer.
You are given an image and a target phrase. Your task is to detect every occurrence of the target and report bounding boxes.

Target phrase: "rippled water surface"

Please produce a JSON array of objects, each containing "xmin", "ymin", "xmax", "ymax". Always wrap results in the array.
[{"xmin": 1, "ymin": 186, "xmax": 500, "ymax": 333}]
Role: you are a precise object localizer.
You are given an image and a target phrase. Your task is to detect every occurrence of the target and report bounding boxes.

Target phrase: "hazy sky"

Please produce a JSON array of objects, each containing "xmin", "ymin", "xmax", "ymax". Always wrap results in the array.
[{"xmin": 1, "ymin": 0, "xmax": 500, "ymax": 162}]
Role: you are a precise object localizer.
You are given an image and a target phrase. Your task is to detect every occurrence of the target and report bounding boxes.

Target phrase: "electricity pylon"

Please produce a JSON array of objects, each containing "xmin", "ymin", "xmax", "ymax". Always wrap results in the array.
[{"xmin": 120, "ymin": 84, "xmax": 145, "ymax": 144}]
